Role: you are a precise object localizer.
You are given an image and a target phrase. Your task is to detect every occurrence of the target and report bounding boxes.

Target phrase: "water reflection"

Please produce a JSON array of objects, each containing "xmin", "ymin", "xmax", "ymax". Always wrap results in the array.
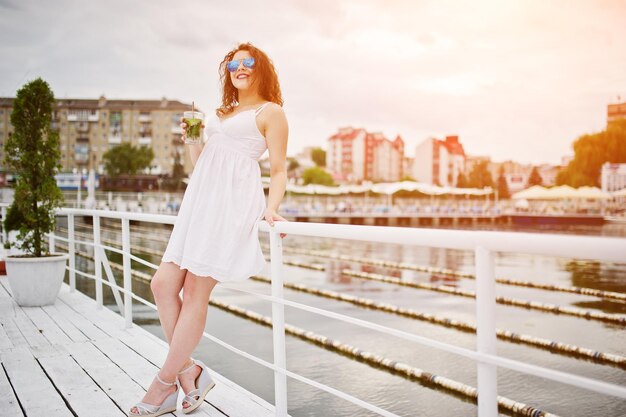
[
  {"xmin": 566, "ymin": 260, "xmax": 626, "ymax": 293},
  {"xmin": 567, "ymin": 260, "xmax": 626, "ymax": 314}
]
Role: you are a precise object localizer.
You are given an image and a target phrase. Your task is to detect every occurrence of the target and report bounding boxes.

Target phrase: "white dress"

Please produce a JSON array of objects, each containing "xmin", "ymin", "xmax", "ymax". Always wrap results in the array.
[{"xmin": 161, "ymin": 102, "xmax": 271, "ymax": 282}]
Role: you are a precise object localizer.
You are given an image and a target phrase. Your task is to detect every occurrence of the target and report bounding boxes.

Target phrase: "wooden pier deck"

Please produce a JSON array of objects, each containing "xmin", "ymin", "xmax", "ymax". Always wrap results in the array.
[{"xmin": 0, "ymin": 277, "xmax": 277, "ymax": 417}]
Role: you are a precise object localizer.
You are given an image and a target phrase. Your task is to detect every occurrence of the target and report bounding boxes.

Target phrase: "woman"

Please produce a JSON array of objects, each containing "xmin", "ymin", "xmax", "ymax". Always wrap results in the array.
[{"xmin": 129, "ymin": 42, "xmax": 289, "ymax": 416}]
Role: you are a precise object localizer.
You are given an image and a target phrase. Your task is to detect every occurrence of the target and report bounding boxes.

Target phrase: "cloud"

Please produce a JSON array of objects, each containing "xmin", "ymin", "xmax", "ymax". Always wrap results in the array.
[{"xmin": 1, "ymin": 0, "xmax": 625, "ymax": 165}]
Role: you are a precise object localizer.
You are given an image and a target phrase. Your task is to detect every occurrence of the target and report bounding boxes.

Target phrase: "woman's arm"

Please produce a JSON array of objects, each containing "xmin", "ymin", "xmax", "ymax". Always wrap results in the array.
[
  {"xmin": 188, "ymin": 143, "xmax": 204, "ymax": 167},
  {"xmin": 264, "ymin": 105, "xmax": 289, "ymax": 212}
]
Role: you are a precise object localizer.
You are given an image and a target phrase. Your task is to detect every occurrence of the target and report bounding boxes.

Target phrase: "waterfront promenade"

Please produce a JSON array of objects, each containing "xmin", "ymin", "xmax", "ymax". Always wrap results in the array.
[
  {"xmin": 0, "ymin": 277, "xmax": 277, "ymax": 417},
  {"xmin": 52, "ymin": 189, "xmax": 620, "ymax": 228},
  {"xmin": 0, "ymin": 206, "xmax": 625, "ymax": 416}
]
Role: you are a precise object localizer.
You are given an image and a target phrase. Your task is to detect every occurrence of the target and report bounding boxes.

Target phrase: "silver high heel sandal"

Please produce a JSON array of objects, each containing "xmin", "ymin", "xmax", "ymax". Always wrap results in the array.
[
  {"xmin": 178, "ymin": 358, "xmax": 216, "ymax": 414},
  {"xmin": 128, "ymin": 373, "xmax": 180, "ymax": 417}
]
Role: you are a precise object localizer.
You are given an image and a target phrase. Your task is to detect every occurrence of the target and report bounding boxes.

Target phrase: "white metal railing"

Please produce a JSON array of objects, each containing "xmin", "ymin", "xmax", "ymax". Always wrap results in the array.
[{"xmin": 4, "ymin": 205, "xmax": 625, "ymax": 417}]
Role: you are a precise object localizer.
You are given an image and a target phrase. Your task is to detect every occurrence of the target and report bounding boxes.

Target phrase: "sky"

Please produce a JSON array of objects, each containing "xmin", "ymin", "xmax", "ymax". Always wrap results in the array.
[{"xmin": 1, "ymin": 0, "xmax": 625, "ymax": 165}]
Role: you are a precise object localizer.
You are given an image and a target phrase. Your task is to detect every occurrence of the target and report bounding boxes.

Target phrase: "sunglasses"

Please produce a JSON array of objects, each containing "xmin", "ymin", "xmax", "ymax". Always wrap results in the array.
[{"xmin": 227, "ymin": 57, "xmax": 255, "ymax": 73}]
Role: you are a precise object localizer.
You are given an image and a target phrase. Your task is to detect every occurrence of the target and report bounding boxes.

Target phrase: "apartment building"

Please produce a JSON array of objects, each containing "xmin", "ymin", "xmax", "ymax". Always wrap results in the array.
[
  {"xmin": 0, "ymin": 96, "xmax": 194, "ymax": 175},
  {"xmin": 607, "ymin": 100, "xmax": 626, "ymax": 125},
  {"xmin": 413, "ymin": 135, "xmax": 466, "ymax": 187},
  {"xmin": 601, "ymin": 162, "xmax": 626, "ymax": 193},
  {"xmin": 326, "ymin": 127, "xmax": 404, "ymax": 183},
  {"xmin": 478, "ymin": 159, "xmax": 560, "ymax": 193}
]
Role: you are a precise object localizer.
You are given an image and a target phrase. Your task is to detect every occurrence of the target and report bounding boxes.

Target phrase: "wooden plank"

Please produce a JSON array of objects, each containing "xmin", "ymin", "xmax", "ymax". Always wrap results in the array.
[
  {"xmin": 55, "ymin": 286, "xmax": 169, "ymax": 352},
  {"xmin": 20, "ymin": 307, "xmax": 73, "ymax": 346},
  {"xmin": 0, "ymin": 279, "xmax": 12, "ymax": 299},
  {"xmin": 0, "ymin": 280, "xmax": 50, "ymax": 348},
  {"xmin": 0, "ymin": 321, "xmax": 15, "ymax": 350},
  {"xmin": 0, "ymin": 283, "xmax": 32, "ymax": 350},
  {"xmin": 56, "ymin": 286, "xmax": 128, "ymax": 337},
  {"xmin": 0, "ymin": 277, "xmax": 12, "ymax": 297},
  {"xmin": 120, "ymin": 327, "xmax": 277, "ymax": 416},
  {"xmin": 0, "ymin": 317, "xmax": 28, "ymax": 350},
  {"xmin": 14, "ymin": 310, "xmax": 50, "ymax": 348},
  {"xmin": 118, "ymin": 333, "xmax": 276, "ymax": 417},
  {"xmin": 48, "ymin": 301, "xmax": 110, "ymax": 341},
  {"xmin": 41, "ymin": 304, "xmax": 89, "ymax": 343},
  {"xmin": 1, "ymin": 347, "xmax": 73, "ymax": 417},
  {"xmin": 91, "ymin": 338, "xmax": 222, "ymax": 417},
  {"xmin": 65, "ymin": 341, "xmax": 156, "ymax": 416},
  {"xmin": 64, "ymin": 295, "xmax": 277, "ymax": 417},
  {"xmin": 29, "ymin": 343, "xmax": 69, "ymax": 360},
  {"xmin": 38, "ymin": 348, "xmax": 125, "ymax": 417},
  {"xmin": 56, "ymin": 283, "xmax": 276, "ymax": 416},
  {"xmin": 0, "ymin": 360, "xmax": 24, "ymax": 416},
  {"xmin": 0, "ymin": 286, "xmax": 22, "ymax": 350}
]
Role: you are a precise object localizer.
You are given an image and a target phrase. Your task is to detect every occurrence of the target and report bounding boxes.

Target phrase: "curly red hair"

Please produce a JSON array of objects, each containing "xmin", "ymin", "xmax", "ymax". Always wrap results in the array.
[{"xmin": 216, "ymin": 42, "xmax": 284, "ymax": 118}]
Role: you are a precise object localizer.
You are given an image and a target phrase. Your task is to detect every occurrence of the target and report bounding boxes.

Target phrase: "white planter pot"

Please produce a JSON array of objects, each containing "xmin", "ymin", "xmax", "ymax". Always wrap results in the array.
[{"xmin": 5, "ymin": 253, "xmax": 69, "ymax": 306}]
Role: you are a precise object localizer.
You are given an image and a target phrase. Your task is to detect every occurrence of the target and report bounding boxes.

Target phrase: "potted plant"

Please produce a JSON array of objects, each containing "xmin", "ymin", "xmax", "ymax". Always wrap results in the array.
[{"xmin": 2, "ymin": 78, "xmax": 68, "ymax": 306}]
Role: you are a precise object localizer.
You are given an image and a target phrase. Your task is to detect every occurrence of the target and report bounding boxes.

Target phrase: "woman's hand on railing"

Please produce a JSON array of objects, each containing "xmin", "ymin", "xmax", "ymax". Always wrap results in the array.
[{"xmin": 263, "ymin": 208, "xmax": 288, "ymax": 238}]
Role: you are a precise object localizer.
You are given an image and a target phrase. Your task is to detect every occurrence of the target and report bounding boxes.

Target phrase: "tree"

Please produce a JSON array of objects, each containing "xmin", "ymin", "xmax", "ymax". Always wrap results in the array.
[
  {"xmin": 556, "ymin": 119, "xmax": 626, "ymax": 187},
  {"xmin": 287, "ymin": 157, "xmax": 299, "ymax": 172},
  {"xmin": 497, "ymin": 165, "xmax": 510, "ymax": 199},
  {"xmin": 311, "ymin": 147, "xmax": 326, "ymax": 167},
  {"xmin": 2, "ymin": 78, "xmax": 64, "ymax": 257},
  {"xmin": 527, "ymin": 166, "xmax": 543, "ymax": 187},
  {"xmin": 302, "ymin": 166, "xmax": 335, "ymax": 186},
  {"xmin": 467, "ymin": 161, "xmax": 494, "ymax": 188},
  {"xmin": 103, "ymin": 142, "xmax": 154, "ymax": 176}
]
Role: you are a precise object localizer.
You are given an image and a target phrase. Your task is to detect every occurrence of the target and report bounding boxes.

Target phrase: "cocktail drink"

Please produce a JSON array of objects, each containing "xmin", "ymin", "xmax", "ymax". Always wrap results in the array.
[{"xmin": 183, "ymin": 110, "xmax": 204, "ymax": 144}]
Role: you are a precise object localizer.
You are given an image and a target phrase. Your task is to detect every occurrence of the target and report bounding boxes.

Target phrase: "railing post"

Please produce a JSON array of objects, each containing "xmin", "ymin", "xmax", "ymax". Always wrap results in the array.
[
  {"xmin": 48, "ymin": 230, "xmax": 55, "ymax": 254},
  {"xmin": 68, "ymin": 213, "xmax": 76, "ymax": 292},
  {"xmin": 269, "ymin": 228, "xmax": 288, "ymax": 416},
  {"xmin": 1, "ymin": 205, "xmax": 7, "ymax": 244},
  {"xmin": 475, "ymin": 246, "xmax": 498, "ymax": 417},
  {"xmin": 122, "ymin": 217, "xmax": 133, "ymax": 328},
  {"xmin": 93, "ymin": 215, "xmax": 103, "ymax": 309}
]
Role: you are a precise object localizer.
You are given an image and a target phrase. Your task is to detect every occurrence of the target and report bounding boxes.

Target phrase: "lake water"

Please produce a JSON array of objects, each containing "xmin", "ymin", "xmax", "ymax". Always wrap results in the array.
[{"xmin": 64, "ymin": 219, "xmax": 626, "ymax": 417}]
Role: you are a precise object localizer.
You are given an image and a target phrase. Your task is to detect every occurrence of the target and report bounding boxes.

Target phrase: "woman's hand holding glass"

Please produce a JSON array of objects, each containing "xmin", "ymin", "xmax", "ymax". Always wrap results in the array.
[{"xmin": 179, "ymin": 117, "xmax": 205, "ymax": 144}]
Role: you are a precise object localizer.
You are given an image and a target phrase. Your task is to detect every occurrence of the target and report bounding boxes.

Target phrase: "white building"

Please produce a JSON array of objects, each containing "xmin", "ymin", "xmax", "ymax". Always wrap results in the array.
[
  {"xmin": 327, "ymin": 127, "xmax": 404, "ymax": 183},
  {"xmin": 413, "ymin": 135, "xmax": 466, "ymax": 186},
  {"xmin": 601, "ymin": 162, "xmax": 626, "ymax": 193}
]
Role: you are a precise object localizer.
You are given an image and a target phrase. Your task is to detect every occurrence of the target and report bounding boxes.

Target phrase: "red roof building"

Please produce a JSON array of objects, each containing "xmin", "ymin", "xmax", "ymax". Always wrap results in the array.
[
  {"xmin": 413, "ymin": 135, "xmax": 466, "ymax": 187},
  {"xmin": 327, "ymin": 127, "xmax": 404, "ymax": 183}
]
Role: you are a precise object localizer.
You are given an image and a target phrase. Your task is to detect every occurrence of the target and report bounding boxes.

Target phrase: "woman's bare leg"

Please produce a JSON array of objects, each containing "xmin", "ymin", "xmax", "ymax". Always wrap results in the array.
[
  {"xmin": 152, "ymin": 262, "xmax": 203, "ymax": 374},
  {"xmin": 150, "ymin": 261, "xmax": 187, "ymax": 342},
  {"xmin": 177, "ymin": 272, "xmax": 219, "ymax": 408},
  {"xmin": 159, "ymin": 270, "xmax": 217, "ymax": 379},
  {"xmin": 132, "ymin": 270, "xmax": 217, "ymax": 412},
  {"xmin": 129, "ymin": 262, "xmax": 194, "ymax": 414}
]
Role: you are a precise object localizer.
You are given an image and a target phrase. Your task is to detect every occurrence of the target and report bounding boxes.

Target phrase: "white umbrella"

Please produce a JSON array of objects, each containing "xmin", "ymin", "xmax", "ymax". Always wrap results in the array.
[
  {"xmin": 575, "ymin": 186, "xmax": 612, "ymax": 199},
  {"xmin": 512, "ymin": 185, "xmax": 550, "ymax": 200},
  {"xmin": 547, "ymin": 185, "xmax": 578, "ymax": 199},
  {"xmin": 314, "ymin": 184, "xmax": 343, "ymax": 195},
  {"xmin": 342, "ymin": 184, "xmax": 371, "ymax": 193}
]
